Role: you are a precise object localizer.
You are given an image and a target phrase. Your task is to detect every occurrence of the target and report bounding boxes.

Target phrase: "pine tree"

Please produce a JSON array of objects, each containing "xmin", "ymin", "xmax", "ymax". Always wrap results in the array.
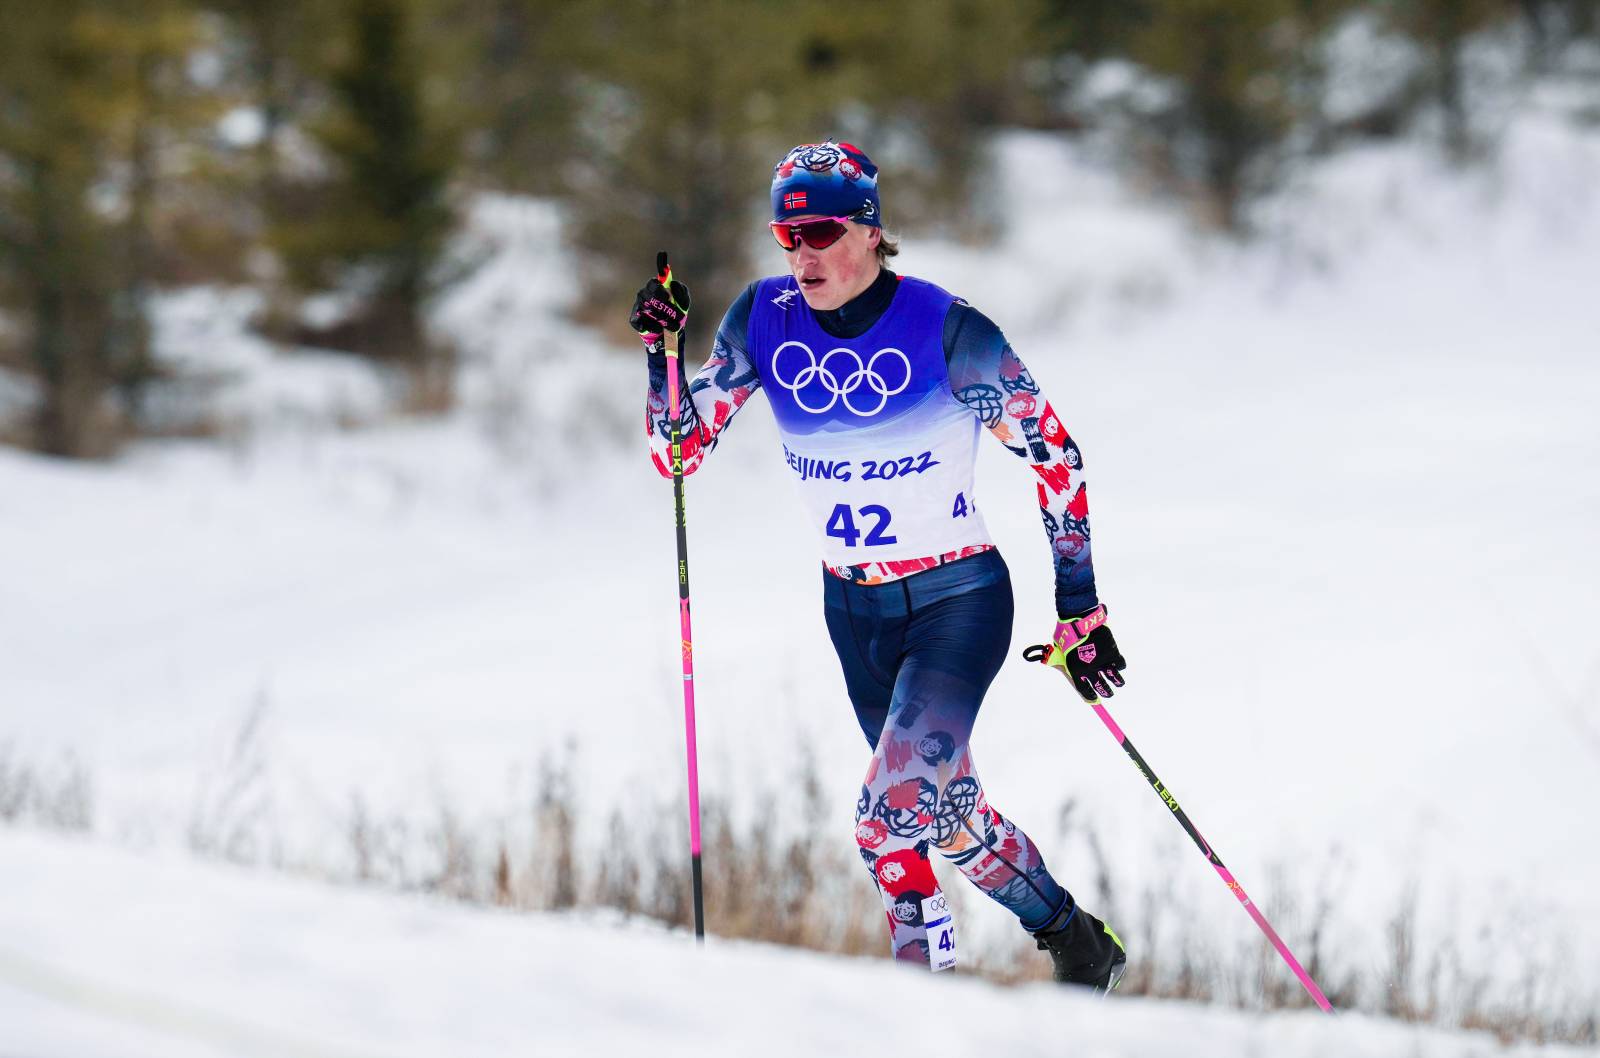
[
  {"xmin": 95, "ymin": 0, "xmax": 216, "ymax": 416},
  {"xmin": 0, "ymin": 5, "xmax": 125, "ymax": 455},
  {"xmin": 208, "ymin": 0, "xmax": 336, "ymax": 236},
  {"xmin": 1129, "ymin": 0, "xmax": 1306, "ymax": 228},
  {"xmin": 446, "ymin": 0, "xmax": 579, "ymax": 195},
  {"xmin": 271, "ymin": 0, "xmax": 462, "ymax": 404},
  {"xmin": 1, "ymin": 1, "xmax": 223, "ymax": 453},
  {"xmin": 1384, "ymin": 0, "xmax": 1516, "ymax": 159}
]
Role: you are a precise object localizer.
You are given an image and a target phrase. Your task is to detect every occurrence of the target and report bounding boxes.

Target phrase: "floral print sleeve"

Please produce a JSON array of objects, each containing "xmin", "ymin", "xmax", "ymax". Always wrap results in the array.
[
  {"xmin": 944, "ymin": 303, "xmax": 1099, "ymax": 619},
  {"xmin": 645, "ymin": 284, "xmax": 763, "ymax": 477}
]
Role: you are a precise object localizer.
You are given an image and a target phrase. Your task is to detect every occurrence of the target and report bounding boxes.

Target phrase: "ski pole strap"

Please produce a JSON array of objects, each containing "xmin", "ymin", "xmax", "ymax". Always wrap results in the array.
[
  {"xmin": 1051, "ymin": 604, "xmax": 1108, "ymax": 655},
  {"xmin": 1019, "ymin": 614, "xmax": 1104, "ymax": 666},
  {"xmin": 655, "ymin": 251, "xmax": 691, "ymax": 323}
]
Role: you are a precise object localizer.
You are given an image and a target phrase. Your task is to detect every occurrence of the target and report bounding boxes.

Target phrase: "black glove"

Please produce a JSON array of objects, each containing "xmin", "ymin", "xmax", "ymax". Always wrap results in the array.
[
  {"xmin": 1044, "ymin": 605, "xmax": 1128, "ymax": 704},
  {"xmin": 629, "ymin": 251, "xmax": 691, "ymax": 341}
]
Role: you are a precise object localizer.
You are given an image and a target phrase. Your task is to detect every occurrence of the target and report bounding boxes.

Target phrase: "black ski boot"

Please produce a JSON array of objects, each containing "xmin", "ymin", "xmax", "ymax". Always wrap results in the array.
[{"xmin": 1031, "ymin": 906, "xmax": 1127, "ymax": 993}]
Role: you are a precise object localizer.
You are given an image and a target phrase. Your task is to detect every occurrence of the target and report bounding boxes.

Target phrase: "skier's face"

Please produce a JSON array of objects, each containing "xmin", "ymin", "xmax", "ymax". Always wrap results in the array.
[{"xmin": 781, "ymin": 217, "xmax": 881, "ymax": 311}]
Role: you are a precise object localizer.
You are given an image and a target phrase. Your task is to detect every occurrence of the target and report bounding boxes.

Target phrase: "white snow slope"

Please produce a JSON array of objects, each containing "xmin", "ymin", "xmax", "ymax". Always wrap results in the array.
[
  {"xmin": 2, "ymin": 94, "xmax": 1599, "ymax": 1046},
  {"xmin": 0, "ymin": 827, "xmax": 1592, "ymax": 1058}
]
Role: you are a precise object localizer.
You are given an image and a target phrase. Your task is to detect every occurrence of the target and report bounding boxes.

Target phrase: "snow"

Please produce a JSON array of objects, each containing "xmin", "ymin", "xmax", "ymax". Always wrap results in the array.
[
  {"xmin": 1, "ymin": 828, "xmax": 1592, "ymax": 1058},
  {"xmin": 146, "ymin": 288, "xmax": 395, "ymax": 436},
  {"xmin": 3, "ymin": 93, "xmax": 1599, "ymax": 1045}
]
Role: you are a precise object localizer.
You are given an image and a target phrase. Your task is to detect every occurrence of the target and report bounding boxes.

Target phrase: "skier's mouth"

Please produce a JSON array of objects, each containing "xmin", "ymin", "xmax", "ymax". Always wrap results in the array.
[{"xmin": 800, "ymin": 275, "xmax": 825, "ymax": 289}]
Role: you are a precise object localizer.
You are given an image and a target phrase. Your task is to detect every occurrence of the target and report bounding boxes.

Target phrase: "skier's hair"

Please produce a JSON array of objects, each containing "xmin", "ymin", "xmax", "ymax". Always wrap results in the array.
[{"xmin": 875, "ymin": 228, "xmax": 900, "ymax": 265}]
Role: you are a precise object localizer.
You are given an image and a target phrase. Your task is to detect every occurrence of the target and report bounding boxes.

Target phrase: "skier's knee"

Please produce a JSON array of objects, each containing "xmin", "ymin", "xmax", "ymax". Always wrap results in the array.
[
  {"xmin": 931, "ymin": 774, "xmax": 985, "ymax": 852},
  {"xmin": 855, "ymin": 815, "xmax": 889, "ymax": 857}
]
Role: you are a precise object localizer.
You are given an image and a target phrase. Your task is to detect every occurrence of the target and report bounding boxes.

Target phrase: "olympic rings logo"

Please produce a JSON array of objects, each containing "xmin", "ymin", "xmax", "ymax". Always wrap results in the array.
[{"xmin": 770, "ymin": 341, "xmax": 911, "ymax": 417}]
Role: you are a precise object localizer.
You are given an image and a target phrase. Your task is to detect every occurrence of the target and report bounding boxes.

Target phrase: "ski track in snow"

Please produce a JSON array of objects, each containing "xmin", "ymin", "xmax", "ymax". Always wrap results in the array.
[{"xmin": 1, "ymin": 828, "xmax": 1594, "ymax": 1058}]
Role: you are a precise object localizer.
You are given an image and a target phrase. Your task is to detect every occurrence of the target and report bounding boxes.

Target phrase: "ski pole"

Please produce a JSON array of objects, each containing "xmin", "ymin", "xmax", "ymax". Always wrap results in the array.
[
  {"xmin": 1022, "ymin": 643, "xmax": 1332, "ymax": 1012},
  {"xmin": 658, "ymin": 251, "xmax": 705, "ymax": 942}
]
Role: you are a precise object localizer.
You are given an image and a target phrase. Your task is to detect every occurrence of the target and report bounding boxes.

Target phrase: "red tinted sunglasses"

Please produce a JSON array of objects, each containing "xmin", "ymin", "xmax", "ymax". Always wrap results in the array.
[{"xmin": 768, "ymin": 210, "xmax": 870, "ymax": 252}]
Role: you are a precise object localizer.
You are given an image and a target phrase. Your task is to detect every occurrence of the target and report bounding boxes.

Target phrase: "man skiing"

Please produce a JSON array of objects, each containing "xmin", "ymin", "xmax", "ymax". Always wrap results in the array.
[{"xmin": 631, "ymin": 140, "xmax": 1128, "ymax": 989}]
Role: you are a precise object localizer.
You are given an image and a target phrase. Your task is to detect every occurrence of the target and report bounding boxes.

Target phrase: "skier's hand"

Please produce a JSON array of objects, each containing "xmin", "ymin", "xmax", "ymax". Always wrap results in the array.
[
  {"xmin": 629, "ymin": 251, "xmax": 691, "ymax": 351},
  {"xmin": 1044, "ymin": 605, "xmax": 1127, "ymax": 704}
]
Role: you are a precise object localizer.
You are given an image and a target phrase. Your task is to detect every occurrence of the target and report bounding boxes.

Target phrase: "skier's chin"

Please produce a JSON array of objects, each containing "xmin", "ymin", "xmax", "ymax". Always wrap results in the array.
[{"xmin": 798, "ymin": 275, "xmax": 836, "ymax": 309}]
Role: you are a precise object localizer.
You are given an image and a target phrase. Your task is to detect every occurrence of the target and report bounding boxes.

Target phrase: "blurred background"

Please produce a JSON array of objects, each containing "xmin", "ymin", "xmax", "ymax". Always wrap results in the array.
[
  {"xmin": 4, "ymin": 0, "xmax": 1597, "ymax": 455},
  {"xmin": 3, "ymin": 1, "xmax": 1599, "ymax": 1053}
]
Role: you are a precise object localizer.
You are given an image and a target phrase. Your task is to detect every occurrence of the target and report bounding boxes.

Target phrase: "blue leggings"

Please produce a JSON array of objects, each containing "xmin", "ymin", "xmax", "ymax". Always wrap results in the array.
[{"xmin": 824, "ymin": 550, "xmax": 1074, "ymax": 965}]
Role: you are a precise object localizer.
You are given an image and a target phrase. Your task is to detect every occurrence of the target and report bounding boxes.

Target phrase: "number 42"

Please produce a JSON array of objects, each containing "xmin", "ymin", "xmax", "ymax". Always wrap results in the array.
[{"xmin": 826, "ymin": 504, "xmax": 897, "ymax": 547}]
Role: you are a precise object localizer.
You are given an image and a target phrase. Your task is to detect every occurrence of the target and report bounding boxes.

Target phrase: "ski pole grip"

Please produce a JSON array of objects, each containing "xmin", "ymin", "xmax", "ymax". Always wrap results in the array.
[{"xmin": 657, "ymin": 250, "xmax": 671, "ymax": 285}]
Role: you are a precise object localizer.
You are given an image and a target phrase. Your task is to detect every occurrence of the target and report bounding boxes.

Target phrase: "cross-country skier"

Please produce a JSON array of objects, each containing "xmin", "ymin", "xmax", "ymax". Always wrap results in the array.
[{"xmin": 631, "ymin": 140, "xmax": 1128, "ymax": 990}]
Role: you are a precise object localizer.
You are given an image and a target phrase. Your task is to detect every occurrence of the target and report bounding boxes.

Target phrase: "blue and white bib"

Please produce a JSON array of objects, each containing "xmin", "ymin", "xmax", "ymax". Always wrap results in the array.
[{"xmin": 749, "ymin": 275, "xmax": 993, "ymax": 568}]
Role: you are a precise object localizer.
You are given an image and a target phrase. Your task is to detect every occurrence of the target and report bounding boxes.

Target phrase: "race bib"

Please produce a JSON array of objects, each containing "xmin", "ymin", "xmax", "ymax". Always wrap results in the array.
[{"xmin": 923, "ymin": 892, "xmax": 957, "ymax": 972}]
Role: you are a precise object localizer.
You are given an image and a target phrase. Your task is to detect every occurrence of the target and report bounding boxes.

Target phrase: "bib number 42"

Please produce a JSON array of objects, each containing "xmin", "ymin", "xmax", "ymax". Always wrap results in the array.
[
  {"xmin": 922, "ymin": 893, "xmax": 956, "ymax": 972},
  {"xmin": 825, "ymin": 503, "xmax": 897, "ymax": 547}
]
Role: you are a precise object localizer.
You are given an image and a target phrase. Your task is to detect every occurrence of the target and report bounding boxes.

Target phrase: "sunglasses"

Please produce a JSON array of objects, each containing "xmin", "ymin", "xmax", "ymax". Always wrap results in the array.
[{"xmin": 768, "ymin": 209, "xmax": 870, "ymax": 252}]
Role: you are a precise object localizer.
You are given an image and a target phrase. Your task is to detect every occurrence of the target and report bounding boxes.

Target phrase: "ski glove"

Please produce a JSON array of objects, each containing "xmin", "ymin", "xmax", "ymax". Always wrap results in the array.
[
  {"xmin": 1045, "ymin": 604, "xmax": 1127, "ymax": 704},
  {"xmin": 629, "ymin": 252, "xmax": 691, "ymax": 351}
]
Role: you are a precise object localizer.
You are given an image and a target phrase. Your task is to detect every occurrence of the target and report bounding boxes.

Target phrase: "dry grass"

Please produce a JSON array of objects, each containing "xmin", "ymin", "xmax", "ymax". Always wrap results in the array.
[
  {"xmin": 321, "ymin": 749, "xmax": 1596, "ymax": 1046},
  {"xmin": 0, "ymin": 741, "xmax": 92, "ymax": 831},
  {"xmin": 2, "ymin": 732, "xmax": 1594, "ymax": 1047}
]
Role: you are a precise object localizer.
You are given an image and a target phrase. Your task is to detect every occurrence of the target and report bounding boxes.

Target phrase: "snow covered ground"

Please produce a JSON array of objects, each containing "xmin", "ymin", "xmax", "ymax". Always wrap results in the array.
[
  {"xmin": 2, "ymin": 827, "xmax": 1593, "ymax": 1058},
  {"xmin": 3, "ymin": 99, "xmax": 1598, "ymax": 1043}
]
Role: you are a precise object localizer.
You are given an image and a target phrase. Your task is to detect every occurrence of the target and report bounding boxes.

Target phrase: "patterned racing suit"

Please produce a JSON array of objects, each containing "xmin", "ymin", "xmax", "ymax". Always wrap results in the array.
[{"xmin": 645, "ymin": 268, "xmax": 1099, "ymax": 965}]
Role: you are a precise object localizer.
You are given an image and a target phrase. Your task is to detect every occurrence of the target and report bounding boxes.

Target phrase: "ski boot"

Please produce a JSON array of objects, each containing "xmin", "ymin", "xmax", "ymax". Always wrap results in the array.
[{"xmin": 1031, "ymin": 905, "xmax": 1127, "ymax": 993}]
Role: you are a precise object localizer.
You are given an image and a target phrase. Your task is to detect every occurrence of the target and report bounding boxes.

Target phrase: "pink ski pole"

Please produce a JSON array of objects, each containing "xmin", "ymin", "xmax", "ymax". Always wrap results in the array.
[
  {"xmin": 658, "ymin": 252, "xmax": 705, "ymax": 941},
  {"xmin": 1023, "ymin": 643, "xmax": 1333, "ymax": 1012}
]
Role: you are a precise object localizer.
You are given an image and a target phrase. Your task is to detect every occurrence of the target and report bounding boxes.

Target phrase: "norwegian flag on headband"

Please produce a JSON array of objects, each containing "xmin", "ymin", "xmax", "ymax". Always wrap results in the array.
[{"xmin": 771, "ymin": 139, "xmax": 882, "ymax": 226}]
